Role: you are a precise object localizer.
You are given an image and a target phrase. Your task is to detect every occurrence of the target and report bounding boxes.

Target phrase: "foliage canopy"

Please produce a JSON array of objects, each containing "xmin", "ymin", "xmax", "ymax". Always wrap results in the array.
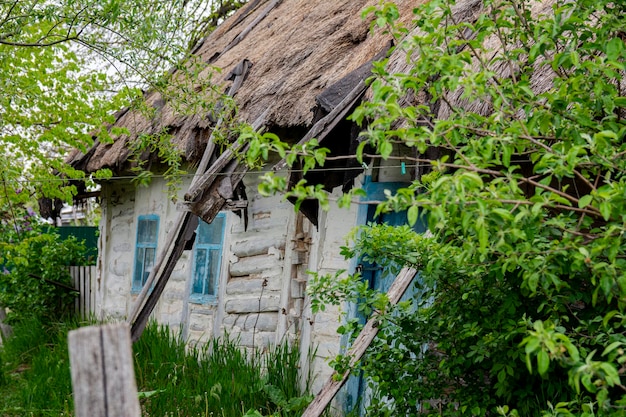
[
  {"xmin": 0, "ymin": 0, "xmax": 245, "ymax": 205},
  {"xmin": 0, "ymin": 0, "xmax": 247, "ymax": 323},
  {"xmin": 285, "ymin": 0, "xmax": 626, "ymax": 415}
]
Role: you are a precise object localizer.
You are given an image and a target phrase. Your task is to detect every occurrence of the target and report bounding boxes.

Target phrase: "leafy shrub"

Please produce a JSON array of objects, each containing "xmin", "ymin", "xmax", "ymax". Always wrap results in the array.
[
  {"xmin": 0, "ymin": 229, "xmax": 87, "ymax": 323},
  {"xmin": 303, "ymin": 0, "xmax": 626, "ymax": 414}
]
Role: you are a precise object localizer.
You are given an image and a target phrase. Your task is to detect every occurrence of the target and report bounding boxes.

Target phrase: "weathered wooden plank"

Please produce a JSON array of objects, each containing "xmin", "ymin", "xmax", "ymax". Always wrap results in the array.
[
  {"xmin": 90, "ymin": 266, "xmax": 97, "ymax": 318},
  {"xmin": 184, "ymin": 141, "xmax": 245, "ymax": 203},
  {"xmin": 127, "ymin": 61, "xmax": 260, "ymax": 341},
  {"xmin": 130, "ymin": 214, "xmax": 198, "ymax": 341},
  {"xmin": 272, "ymin": 80, "xmax": 368, "ymax": 172},
  {"xmin": 184, "ymin": 108, "xmax": 267, "ymax": 204},
  {"xmin": 300, "ymin": 267, "xmax": 418, "ymax": 417},
  {"xmin": 71, "ymin": 266, "xmax": 79, "ymax": 316},
  {"xmin": 187, "ymin": 160, "xmax": 250, "ymax": 224},
  {"xmin": 70, "ymin": 265, "xmax": 96, "ymax": 319},
  {"xmin": 68, "ymin": 323, "xmax": 141, "ymax": 417},
  {"xmin": 82, "ymin": 266, "xmax": 88, "ymax": 318},
  {"xmin": 79, "ymin": 267, "xmax": 85, "ymax": 318}
]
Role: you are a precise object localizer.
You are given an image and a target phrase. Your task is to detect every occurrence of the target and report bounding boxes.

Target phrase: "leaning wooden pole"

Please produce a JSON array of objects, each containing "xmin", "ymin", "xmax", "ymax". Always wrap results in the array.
[
  {"xmin": 127, "ymin": 60, "xmax": 257, "ymax": 342},
  {"xmin": 300, "ymin": 267, "xmax": 418, "ymax": 417}
]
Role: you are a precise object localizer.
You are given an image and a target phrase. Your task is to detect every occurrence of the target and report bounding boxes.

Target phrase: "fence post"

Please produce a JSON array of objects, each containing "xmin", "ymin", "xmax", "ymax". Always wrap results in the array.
[
  {"xmin": 68, "ymin": 323, "xmax": 141, "ymax": 417},
  {"xmin": 0, "ymin": 307, "xmax": 12, "ymax": 344},
  {"xmin": 70, "ymin": 266, "xmax": 79, "ymax": 317},
  {"xmin": 70, "ymin": 266, "xmax": 96, "ymax": 319}
]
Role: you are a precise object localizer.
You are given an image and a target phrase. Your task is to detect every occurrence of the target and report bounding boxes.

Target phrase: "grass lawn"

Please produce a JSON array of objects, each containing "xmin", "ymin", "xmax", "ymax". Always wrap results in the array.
[{"xmin": 0, "ymin": 317, "xmax": 312, "ymax": 417}]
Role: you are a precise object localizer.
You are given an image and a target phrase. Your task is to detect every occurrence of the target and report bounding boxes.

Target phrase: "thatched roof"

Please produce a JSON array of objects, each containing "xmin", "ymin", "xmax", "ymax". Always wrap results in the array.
[
  {"xmin": 68, "ymin": 0, "xmax": 418, "ymax": 175},
  {"xmin": 67, "ymin": 0, "xmax": 610, "ymax": 220},
  {"xmin": 382, "ymin": 0, "xmax": 560, "ymax": 119}
]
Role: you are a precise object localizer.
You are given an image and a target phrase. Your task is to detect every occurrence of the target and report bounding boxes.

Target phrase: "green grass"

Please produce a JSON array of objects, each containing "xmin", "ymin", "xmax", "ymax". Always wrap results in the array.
[
  {"xmin": 0, "ymin": 318, "xmax": 312, "ymax": 417},
  {"xmin": 0, "ymin": 316, "xmax": 76, "ymax": 416}
]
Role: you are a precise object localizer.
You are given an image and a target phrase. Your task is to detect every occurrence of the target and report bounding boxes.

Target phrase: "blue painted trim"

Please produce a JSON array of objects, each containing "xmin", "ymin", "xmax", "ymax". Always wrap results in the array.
[
  {"xmin": 342, "ymin": 176, "xmax": 420, "ymax": 415},
  {"xmin": 132, "ymin": 214, "xmax": 160, "ymax": 294},
  {"xmin": 362, "ymin": 180, "xmax": 411, "ymax": 201},
  {"xmin": 189, "ymin": 213, "xmax": 226, "ymax": 304}
]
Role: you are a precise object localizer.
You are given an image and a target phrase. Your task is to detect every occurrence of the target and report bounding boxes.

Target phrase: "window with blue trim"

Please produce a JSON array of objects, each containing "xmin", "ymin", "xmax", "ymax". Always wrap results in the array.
[
  {"xmin": 132, "ymin": 215, "xmax": 159, "ymax": 293},
  {"xmin": 190, "ymin": 213, "xmax": 226, "ymax": 303}
]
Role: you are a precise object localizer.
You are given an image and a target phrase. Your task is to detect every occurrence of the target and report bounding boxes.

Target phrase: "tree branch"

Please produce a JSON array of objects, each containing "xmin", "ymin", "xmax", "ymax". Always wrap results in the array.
[{"xmin": 0, "ymin": 35, "xmax": 78, "ymax": 47}]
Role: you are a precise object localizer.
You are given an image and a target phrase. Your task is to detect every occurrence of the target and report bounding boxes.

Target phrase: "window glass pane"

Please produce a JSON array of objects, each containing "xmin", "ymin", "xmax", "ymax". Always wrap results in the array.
[
  {"xmin": 143, "ymin": 247, "xmax": 156, "ymax": 286},
  {"xmin": 138, "ymin": 219, "xmax": 158, "ymax": 244},
  {"xmin": 207, "ymin": 249, "xmax": 220, "ymax": 296},
  {"xmin": 197, "ymin": 216, "xmax": 224, "ymax": 245},
  {"xmin": 134, "ymin": 247, "xmax": 145, "ymax": 286},
  {"xmin": 193, "ymin": 249, "xmax": 208, "ymax": 294}
]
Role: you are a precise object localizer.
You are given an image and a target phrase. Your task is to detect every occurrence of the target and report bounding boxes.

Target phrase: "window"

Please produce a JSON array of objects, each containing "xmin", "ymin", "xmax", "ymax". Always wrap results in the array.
[
  {"xmin": 132, "ymin": 215, "xmax": 159, "ymax": 293},
  {"xmin": 190, "ymin": 213, "xmax": 226, "ymax": 303}
]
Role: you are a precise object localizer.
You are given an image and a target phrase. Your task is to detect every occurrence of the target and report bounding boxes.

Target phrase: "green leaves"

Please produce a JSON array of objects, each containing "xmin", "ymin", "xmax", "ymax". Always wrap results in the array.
[
  {"xmin": 302, "ymin": 0, "xmax": 626, "ymax": 415},
  {"xmin": 0, "ymin": 229, "xmax": 88, "ymax": 323},
  {"xmin": 0, "ymin": 0, "xmax": 244, "ymax": 205}
]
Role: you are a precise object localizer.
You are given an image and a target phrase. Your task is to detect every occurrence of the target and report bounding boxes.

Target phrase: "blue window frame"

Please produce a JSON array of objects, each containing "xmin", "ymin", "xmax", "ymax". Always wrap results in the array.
[
  {"xmin": 132, "ymin": 215, "xmax": 159, "ymax": 293},
  {"xmin": 190, "ymin": 213, "xmax": 226, "ymax": 304}
]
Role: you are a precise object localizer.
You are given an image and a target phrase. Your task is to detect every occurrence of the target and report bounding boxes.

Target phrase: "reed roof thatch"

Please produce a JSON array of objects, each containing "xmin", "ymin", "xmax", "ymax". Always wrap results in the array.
[
  {"xmin": 68, "ymin": 0, "xmax": 418, "ymax": 175},
  {"xmin": 381, "ymin": 0, "xmax": 559, "ymax": 119},
  {"xmin": 67, "ymin": 0, "xmax": 613, "ymax": 216}
]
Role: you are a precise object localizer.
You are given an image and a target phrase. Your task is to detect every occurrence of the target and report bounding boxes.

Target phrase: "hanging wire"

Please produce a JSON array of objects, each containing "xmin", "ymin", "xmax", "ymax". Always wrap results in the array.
[{"xmin": 0, "ymin": 163, "xmax": 427, "ymax": 185}]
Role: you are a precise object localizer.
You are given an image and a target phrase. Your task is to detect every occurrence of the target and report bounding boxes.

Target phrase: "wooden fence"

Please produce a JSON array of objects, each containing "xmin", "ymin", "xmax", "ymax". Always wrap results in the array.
[{"xmin": 70, "ymin": 266, "xmax": 96, "ymax": 319}]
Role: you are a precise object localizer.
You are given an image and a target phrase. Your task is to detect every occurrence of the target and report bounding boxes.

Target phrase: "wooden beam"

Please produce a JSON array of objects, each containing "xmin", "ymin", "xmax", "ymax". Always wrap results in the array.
[
  {"xmin": 184, "ymin": 109, "xmax": 267, "ymax": 204},
  {"xmin": 300, "ymin": 267, "xmax": 418, "ymax": 417},
  {"xmin": 272, "ymin": 79, "xmax": 367, "ymax": 172},
  {"xmin": 68, "ymin": 324, "xmax": 141, "ymax": 417},
  {"xmin": 127, "ymin": 60, "xmax": 259, "ymax": 342},
  {"xmin": 130, "ymin": 214, "xmax": 198, "ymax": 341}
]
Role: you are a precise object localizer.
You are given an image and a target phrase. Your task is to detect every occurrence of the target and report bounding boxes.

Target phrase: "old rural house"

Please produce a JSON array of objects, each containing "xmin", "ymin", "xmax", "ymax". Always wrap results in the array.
[
  {"xmin": 59, "ymin": 0, "xmax": 596, "ymax": 412},
  {"xmin": 64, "ymin": 0, "xmax": 421, "ymax": 402},
  {"xmin": 61, "ymin": 0, "xmax": 580, "ymax": 407}
]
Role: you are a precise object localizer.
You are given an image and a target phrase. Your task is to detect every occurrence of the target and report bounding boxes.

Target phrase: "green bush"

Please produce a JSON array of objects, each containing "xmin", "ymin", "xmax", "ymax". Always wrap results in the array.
[
  {"xmin": 299, "ymin": 0, "xmax": 626, "ymax": 415},
  {"xmin": 0, "ymin": 232, "xmax": 87, "ymax": 323}
]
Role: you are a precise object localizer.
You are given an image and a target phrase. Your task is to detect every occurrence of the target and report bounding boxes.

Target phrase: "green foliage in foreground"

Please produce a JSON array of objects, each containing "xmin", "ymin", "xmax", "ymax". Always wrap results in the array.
[
  {"xmin": 0, "ymin": 317, "xmax": 76, "ymax": 416},
  {"xmin": 0, "ymin": 318, "xmax": 311, "ymax": 417},
  {"xmin": 0, "ymin": 204, "xmax": 89, "ymax": 323},
  {"xmin": 0, "ymin": 0, "xmax": 243, "ymax": 202},
  {"xmin": 298, "ymin": 0, "xmax": 626, "ymax": 415},
  {"xmin": 134, "ymin": 323, "xmax": 312, "ymax": 417}
]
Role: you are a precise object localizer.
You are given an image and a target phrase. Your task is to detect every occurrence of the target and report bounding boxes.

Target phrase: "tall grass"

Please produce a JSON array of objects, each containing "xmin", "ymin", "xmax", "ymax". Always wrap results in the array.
[
  {"xmin": 0, "ymin": 319, "xmax": 312, "ymax": 417},
  {"xmin": 135, "ymin": 322, "xmax": 313, "ymax": 417},
  {"xmin": 0, "ymin": 316, "xmax": 77, "ymax": 416}
]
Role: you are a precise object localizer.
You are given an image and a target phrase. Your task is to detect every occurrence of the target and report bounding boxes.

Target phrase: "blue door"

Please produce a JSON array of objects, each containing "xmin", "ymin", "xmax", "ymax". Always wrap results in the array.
[{"xmin": 344, "ymin": 177, "xmax": 426, "ymax": 415}]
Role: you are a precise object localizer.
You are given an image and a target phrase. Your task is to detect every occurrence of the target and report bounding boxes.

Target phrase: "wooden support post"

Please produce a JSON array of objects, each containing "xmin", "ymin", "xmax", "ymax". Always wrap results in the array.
[
  {"xmin": 300, "ymin": 267, "xmax": 418, "ymax": 417},
  {"xmin": 0, "ymin": 306, "xmax": 12, "ymax": 343},
  {"xmin": 127, "ymin": 62, "xmax": 266, "ymax": 342},
  {"xmin": 130, "ymin": 214, "xmax": 198, "ymax": 341},
  {"xmin": 68, "ymin": 323, "xmax": 141, "ymax": 417}
]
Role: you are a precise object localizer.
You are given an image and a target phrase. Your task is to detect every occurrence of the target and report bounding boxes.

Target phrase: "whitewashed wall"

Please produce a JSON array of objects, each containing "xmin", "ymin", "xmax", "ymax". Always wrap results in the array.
[
  {"xmin": 95, "ymin": 172, "xmax": 359, "ymax": 394},
  {"xmin": 300, "ymin": 187, "xmax": 360, "ymax": 398}
]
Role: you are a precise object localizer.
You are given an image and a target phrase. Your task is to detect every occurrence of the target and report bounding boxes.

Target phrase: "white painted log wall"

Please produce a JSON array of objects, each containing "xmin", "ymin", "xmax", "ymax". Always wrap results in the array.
[{"xmin": 93, "ymin": 171, "xmax": 356, "ymax": 390}]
